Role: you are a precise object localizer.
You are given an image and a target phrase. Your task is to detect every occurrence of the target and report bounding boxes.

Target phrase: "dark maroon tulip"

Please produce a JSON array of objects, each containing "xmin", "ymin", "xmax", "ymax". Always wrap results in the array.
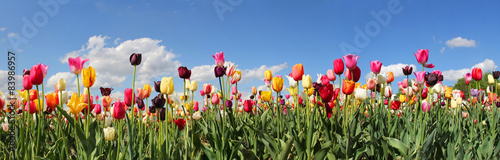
[
  {"xmin": 149, "ymin": 106, "xmax": 156, "ymax": 113},
  {"xmin": 226, "ymin": 100, "xmax": 233, "ymax": 109},
  {"xmin": 214, "ymin": 66, "xmax": 226, "ymax": 78},
  {"xmin": 425, "ymin": 73, "xmax": 438, "ymax": 86},
  {"xmin": 441, "ymin": 101, "xmax": 445, "ymax": 106},
  {"xmin": 135, "ymin": 97, "xmax": 145, "ymax": 109},
  {"xmin": 250, "ymin": 95, "xmax": 255, "ymax": 99},
  {"xmin": 157, "ymin": 108, "xmax": 166, "ymax": 121},
  {"xmin": 178, "ymin": 66, "xmax": 192, "ymax": 79},
  {"xmin": 496, "ymin": 102, "xmax": 500, "ymax": 107},
  {"xmin": 154, "ymin": 81, "xmax": 161, "ymax": 93},
  {"xmin": 152, "ymin": 94, "xmax": 166, "ymax": 108},
  {"xmin": 130, "ymin": 53, "xmax": 142, "ymax": 66},
  {"xmin": 402, "ymin": 66, "xmax": 413, "ymax": 76},
  {"xmin": 100, "ymin": 87, "xmax": 113, "ymax": 96},
  {"xmin": 493, "ymin": 71, "xmax": 500, "ymax": 79}
]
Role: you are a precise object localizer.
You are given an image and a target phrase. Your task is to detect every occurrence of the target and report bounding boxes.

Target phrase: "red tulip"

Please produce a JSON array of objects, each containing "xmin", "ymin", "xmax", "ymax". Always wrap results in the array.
[
  {"xmin": 244, "ymin": 100, "xmax": 253, "ymax": 113},
  {"xmin": 333, "ymin": 59, "xmax": 344, "ymax": 75},
  {"xmin": 319, "ymin": 83, "xmax": 334, "ymax": 103},
  {"xmin": 289, "ymin": 63, "xmax": 304, "ymax": 81},
  {"xmin": 472, "ymin": 67, "xmax": 482, "ymax": 81},
  {"xmin": 112, "ymin": 100, "xmax": 126, "ymax": 119},
  {"xmin": 344, "ymin": 66, "xmax": 361, "ymax": 82},
  {"xmin": 173, "ymin": 118, "xmax": 186, "ymax": 130},
  {"xmin": 390, "ymin": 100, "xmax": 401, "ymax": 110},
  {"xmin": 23, "ymin": 74, "xmax": 33, "ymax": 90},
  {"xmin": 124, "ymin": 88, "xmax": 135, "ymax": 107},
  {"xmin": 30, "ymin": 64, "xmax": 44, "ymax": 85}
]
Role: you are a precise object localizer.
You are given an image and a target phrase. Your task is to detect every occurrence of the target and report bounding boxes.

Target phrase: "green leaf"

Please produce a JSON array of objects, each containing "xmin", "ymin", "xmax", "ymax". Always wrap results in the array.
[
  {"xmin": 278, "ymin": 134, "xmax": 294, "ymax": 160},
  {"xmin": 385, "ymin": 137, "xmax": 408, "ymax": 157}
]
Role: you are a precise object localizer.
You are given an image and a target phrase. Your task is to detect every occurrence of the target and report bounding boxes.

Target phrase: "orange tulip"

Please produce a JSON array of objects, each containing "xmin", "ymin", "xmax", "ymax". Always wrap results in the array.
[
  {"xmin": 386, "ymin": 71, "xmax": 394, "ymax": 83},
  {"xmin": 45, "ymin": 92, "xmax": 59, "ymax": 109},
  {"xmin": 342, "ymin": 80, "xmax": 355, "ymax": 95},
  {"xmin": 290, "ymin": 63, "xmax": 304, "ymax": 81}
]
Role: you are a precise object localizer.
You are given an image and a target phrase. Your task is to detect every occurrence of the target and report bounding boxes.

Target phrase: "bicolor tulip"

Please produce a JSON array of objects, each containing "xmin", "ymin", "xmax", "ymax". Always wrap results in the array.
[
  {"xmin": 112, "ymin": 100, "xmax": 126, "ymax": 120},
  {"xmin": 386, "ymin": 71, "xmax": 394, "ymax": 83},
  {"xmin": 231, "ymin": 71, "xmax": 241, "ymax": 84},
  {"xmin": 178, "ymin": 66, "xmax": 191, "ymax": 79},
  {"xmin": 366, "ymin": 78, "xmax": 376, "ymax": 90},
  {"xmin": 422, "ymin": 100, "xmax": 430, "ymax": 112},
  {"xmin": 102, "ymin": 96, "xmax": 112, "ymax": 110},
  {"xmin": 212, "ymin": 52, "xmax": 225, "ymax": 67},
  {"xmin": 103, "ymin": 127, "xmax": 115, "ymax": 141},
  {"xmin": 160, "ymin": 77, "xmax": 174, "ymax": 95},
  {"xmin": 272, "ymin": 76, "xmax": 284, "ymax": 92},
  {"xmin": 129, "ymin": 53, "xmax": 142, "ymax": 66},
  {"xmin": 203, "ymin": 84, "xmax": 212, "ymax": 95},
  {"xmin": 344, "ymin": 66, "xmax": 361, "ymax": 82},
  {"xmin": 211, "ymin": 94, "xmax": 220, "ymax": 104},
  {"xmin": 302, "ymin": 75, "xmax": 312, "ymax": 89},
  {"xmin": 143, "ymin": 84, "xmax": 152, "ymax": 98},
  {"xmin": 30, "ymin": 64, "xmax": 44, "ymax": 85},
  {"xmin": 333, "ymin": 59, "xmax": 344, "ymax": 75},
  {"xmin": 472, "ymin": 67, "xmax": 482, "ymax": 81},
  {"xmin": 290, "ymin": 63, "xmax": 304, "ymax": 81},
  {"xmin": 342, "ymin": 54, "xmax": 360, "ymax": 70},
  {"xmin": 370, "ymin": 60, "xmax": 382, "ymax": 74},
  {"xmin": 45, "ymin": 93, "xmax": 58, "ymax": 109},
  {"xmin": 214, "ymin": 66, "xmax": 226, "ymax": 77},
  {"xmin": 342, "ymin": 80, "xmax": 355, "ymax": 95},
  {"xmin": 414, "ymin": 71, "xmax": 426, "ymax": 85},
  {"xmin": 402, "ymin": 66, "xmax": 413, "ymax": 76},
  {"xmin": 67, "ymin": 93, "xmax": 88, "ymax": 115},
  {"xmin": 384, "ymin": 86, "xmax": 392, "ymax": 98},
  {"xmin": 226, "ymin": 64, "xmax": 238, "ymax": 76},
  {"xmin": 414, "ymin": 49, "xmax": 434, "ymax": 68},
  {"xmin": 327, "ymin": 69, "xmax": 336, "ymax": 81},
  {"xmin": 68, "ymin": 56, "xmax": 89, "ymax": 75},
  {"xmin": 82, "ymin": 66, "xmax": 96, "ymax": 88}
]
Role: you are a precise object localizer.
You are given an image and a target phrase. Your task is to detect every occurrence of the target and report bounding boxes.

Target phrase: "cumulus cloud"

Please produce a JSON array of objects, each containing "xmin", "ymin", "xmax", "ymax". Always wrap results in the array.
[
  {"xmin": 59, "ymin": 35, "xmax": 182, "ymax": 91},
  {"xmin": 364, "ymin": 63, "xmax": 418, "ymax": 80},
  {"xmin": 445, "ymin": 37, "xmax": 476, "ymax": 48},
  {"xmin": 442, "ymin": 59, "xmax": 497, "ymax": 82}
]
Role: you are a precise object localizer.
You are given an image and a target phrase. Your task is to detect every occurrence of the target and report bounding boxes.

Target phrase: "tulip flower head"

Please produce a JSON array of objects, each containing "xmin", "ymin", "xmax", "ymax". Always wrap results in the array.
[
  {"xmin": 212, "ymin": 52, "xmax": 225, "ymax": 67},
  {"xmin": 214, "ymin": 66, "xmax": 226, "ymax": 78},
  {"xmin": 414, "ymin": 71, "xmax": 426, "ymax": 85},
  {"xmin": 272, "ymin": 76, "xmax": 284, "ymax": 92},
  {"xmin": 333, "ymin": 59, "xmax": 344, "ymax": 75},
  {"xmin": 82, "ymin": 66, "xmax": 96, "ymax": 88},
  {"xmin": 290, "ymin": 63, "xmax": 304, "ymax": 81},
  {"xmin": 124, "ymin": 88, "xmax": 135, "ymax": 107},
  {"xmin": 30, "ymin": 64, "xmax": 44, "ymax": 85},
  {"xmin": 56, "ymin": 78, "xmax": 66, "ymax": 92},
  {"xmin": 386, "ymin": 71, "xmax": 394, "ymax": 83},
  {"xmin": 68, "ymin": 56, "xmax": 89, "ymax": 75},
  {"xmin": 231, "ymin": 71, "xmax": 241, "ymax": 84},
  {"xmin": 425, "ymin": 72, "xmax": 439, "ymax": 86},
  {"xmin": 472, "ymin": 67, "xmax": 482, "ymax": 81},
  {"xmin": 67, "ymin": 93, "xmax": 88, "ymax": 115},
  {"xmin": 488, "ymin": 74, "xmax": 495, "ymax": 84},
  {"xmin": 151, "ymin": 94, "xmax": 166, "ymax": 108},
  {"xmin": 344, "ymin": 66, "xmax": 361, "ymax": 82},
  {"xmin": 302, "ymin": 75, "xmax": 312, "ymax": 89},
  {"xmin": 173, "ymin": 118, "xmax": 186, "ymax": 130},
  {"xmin": 422, "ymin": 100, "xmax": 430, "ymax": 112},
  {"xmin": 160, "ymin": 77, "xmax": 174, "ymax": 95},
  {"xmin": 414, "ymin": 49, "xmax": 434, "ymax": 68},
  {"xmin": 103, "ymin": 127, "xmax": 116, "ymax": 141},
  {"xmin": 261, "ymin": 91, "xmax": 272, "ymax": 102},
  {"xmin": 285, "ymin": 75, "xmax": 297, "ymax": 88},
  {"xmin": 464, "ymin": 73, "xmax": 472, "ymax": 85},
  {"xmin": 319, "ymin": 83, "xmax": 334, "ymax": 103},
  {"xmin": 342, "ymin": 54, "xmax": 360, "ymax": 70},
  {"xmin": 129, "ymin": 53, "xmax": 142, "ymax": 66},
  {"xmin": 492, "ymin": 71, "xmax": 500, "ymax": 80},
  {"xmin": 178, "ymin": 66, "xmax": 191, "ymax": 79},
  {"xmin": 264, "ymin": 70, "xmax": 273, "ymax": 82},
  {"xmin": 354, "ymin": 88, "xmax": 367, "ymax": 101},
  {"xmin": 390, "ymin": 100, "xmax": 401, "ymax": 110},
  {"xmin": 342, "ymin": 80, "xmax": 355, "ymax": 95},
  {"xmin": 100, "ymin": 87, "xmax": 113, "ymax": 96},
  {"xmin": 370, "ymin": 60, "xmax": 382, "ymax": 74},
  {"xmin": 402, "ymin": 66, "xmax": 413, "ymax": 76},
  {"xmin": 244, "ymin": 100, "xmax": 253, "ymax": 113},
  {"xmin": 327, "ymin": 69, "xmax": 336, "ymax": 81},
  {"xmin": 189, "ymin": 80, "xmax": 198, "ymax": 92},
  {"xmin": 23, "ymin": 74, "xmax": 33, "ymax": 90},
  {"xmin": 112, "ymin": 100, "xmax": 127, "ymax": 120}
]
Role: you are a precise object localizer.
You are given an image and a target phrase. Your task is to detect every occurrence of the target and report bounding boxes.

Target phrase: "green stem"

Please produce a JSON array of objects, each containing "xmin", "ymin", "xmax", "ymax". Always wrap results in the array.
[{"xmin": 76, "ymin": 74, "xmax": 80, "ymax": 96}]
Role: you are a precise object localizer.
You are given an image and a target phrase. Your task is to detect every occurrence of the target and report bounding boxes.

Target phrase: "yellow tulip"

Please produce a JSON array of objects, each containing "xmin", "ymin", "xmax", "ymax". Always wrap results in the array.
[
  {"xmin": 261, "ymin": 91, "xmax": 272, "ymax": 102},
  {"xmin": 307, "ymin": 88, "xmax": 314, "ymax": 96},
  {"xmin": 143, "ymin": 84, "xmax": 152, "ymax": 98},
  {"xmin": 272, "ymin": 76, "xmax": 284, "ymax": 92},
  {"xmin": 286, "ymin": 87, "xmax": 298, "ymax": 97},
  {"xmin": 67, "ymin": 93, "xmax": 88, "ymax": 115},
  {"xmin": 160, "ymin": 77, "xmax": 174, "ymax": 95},
  {"xmin": 399, "ymin": 94, "xmax": 406, "ymax": 103},
  {"xmin": 185, "ymin": 102, "xmax": 192, "ymax": 112},
  {"xmin": 302, "ymin": 75, "xmax": 312, "ymax": 89},
  {"xmin": 488, "ymin": 74, "xmax": 495, "ymax": 84},
  {"xmin": 190, "ymin": 80, "xmax": 198, "ymax": 92},
  {"xmin": 57, "ymin": 78, "xmax": 66, "ymax": 91},
  {"xmin": 445, "ymin": 86, "xmax": 453, "ymax": 99},
  {"xmin": 264, "ymin": 70, "xmax": 272, "ymax": 81},
  {"xmin": 82, "ymin": 66, "xmax": 96, "ymax": 88},
  {"xmin": 18, "ymin": 90, "xmax": 28, "ymax": 102}
]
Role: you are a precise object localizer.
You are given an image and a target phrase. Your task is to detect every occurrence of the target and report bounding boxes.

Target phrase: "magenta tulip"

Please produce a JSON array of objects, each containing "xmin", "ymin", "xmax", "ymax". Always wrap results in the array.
[
  {"xmin": 414, "ymin": 71, "xmax": 426, "ymax": 85},
  {"xmin": 472, "ymin": 67, "xmax": 482, "ymax": 81},
  {"xmin": 112, "ymin": 100, "xmax": 127, "ymax": 119},
  {"xmin": 30, "ymin": 64, "xmax": 44, "ymax": 85},
  {"xmin": 68, "ymin": 56, "xmax": 89, "ymax": 75},
  {"xmin": 212, "ymin": 52, "xmax": 225, "ymax": 67},
  {"xmin": 333, "ymin": 59, "xmax": 344, "ymax": 75},
  {"xmin": 414, "ymin": 49, "xmax": 435, "ymax": 68},
  {"xmin": 464, "ymin": 73, "xmax": 472, "ymax": 85},
  {"xmin": 370, "ymin": 60, "xmax": 382, "ymax": 74},
  {"xmin": 124, "ymin": 88, "xmax": 135, "ymax": 107},
  {"xmin": 244, "ymin": 100, "xmax": 253, "ymax": 113},
  {"xmin": 342, "ymin": 54, "xmax": 360, "ymax": 70},
  {"xmin": 23, "ymin": 74, "xmax": 33, "ymax": 90}
]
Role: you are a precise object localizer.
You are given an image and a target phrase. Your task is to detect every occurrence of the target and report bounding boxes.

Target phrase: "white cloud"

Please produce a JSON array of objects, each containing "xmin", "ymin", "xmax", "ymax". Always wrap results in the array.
[
  {"xmin": 364, "ymin": 63, "xmax": 418, "ymax": 80},
  {"xmin": 440, "ymin": 47, "xmax": 445, "ymax": 53},
  {"xmin": 0, "ymin": 28, "xmax": 6, "ymax": 31},
  {"xmin": 59, "ymin": 35, "xmax": 182, "ymax": 91},
  {"xmin": 442, "ymin": 59, "xmax": 497, "ymax": 82},
  {"xmin": 445, "ymin": 37, "xmax": 476, "ymax": 48},
  {"xmin": 114, "ymin": 38, "xmax": 121, "ymax": 45},
  {"xmin": 7, "ymin": 33, "xmax": 17, "ymax": 37},
  {"xmin": 111, "ymin": 91, "xmax": 124, "ymax": 101},
  {"xmin": 46, "ymin": 72, "xmax": 76, "ymax": 92}
]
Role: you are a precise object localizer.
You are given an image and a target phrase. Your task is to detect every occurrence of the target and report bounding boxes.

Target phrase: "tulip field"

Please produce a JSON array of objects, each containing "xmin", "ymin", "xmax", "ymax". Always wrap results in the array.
[{"xmin": 2, "ymin": 50, "xmax": 500, "ymax": 159}]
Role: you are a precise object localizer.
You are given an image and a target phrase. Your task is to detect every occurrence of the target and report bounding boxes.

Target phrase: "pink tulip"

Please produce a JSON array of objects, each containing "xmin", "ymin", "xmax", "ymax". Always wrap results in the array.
[
  {"xmin": 321, "ymin": 75, "xmax": 329, "ymax": 85},
  {"xmin": 342, "ymin": 54, "xmax": 360, "ymax": 70},
  {"xmin": 366, "ymin": 78, "xmax": 376, "ymax": 90},
  {"xmin": 194, "ymin": 101, "xmax": 199, "ymax": 111},
  {"xmin": 112, "ymin": 100, "xmax": 126, "ymax": 119},
  {"xmin": 370, "ymin": 60, "xmax": 382, "ymax": 74},
  {"xmin": 422, "ymin": 100, "xmax": 430, "ymax": 112},
  {"xmin": 212, "ymin": 94, "xmax": 219, "ymax": 105},
  {"xmin": 93, "ymin": 104, "xmax": 102, "ymax": 115},
  {"xmin": 39, "ymin": 63, "xmax": 49, "ymax": 78},
  {"xmin": 23, "ymin": 75, "xmax": 33, "ymax": 90},
  {"xmin": 212, "ymin": 52, "xmax": 225, "ymax": 67},
  {"xmin": 326, "ymin": 69, "xmax": 336, "ymax": 81},
  {"xmin": 232, "ymin": 86, "xmax": 237, "ymax": 95},
  {"xmin": 414, "ymin": 49, "xmax": 434, "ymax": 68},
  {"xmin": 285, "ymin": 94, "xmax": 290, "ymax": 99},
  {"xmin": 68, "ymin": 56, "xmax": 89, "ymax": 75},
  {"xmin": 30, "ymin": 64, "xmax": 44, "ymax": 85},
  {"xmin": 414, "ymin": 71, "xmax": 426, "ymax": 85},
  {"xmin": 464, "ymin": 73, "xmax": 472, "ymax": 85}
]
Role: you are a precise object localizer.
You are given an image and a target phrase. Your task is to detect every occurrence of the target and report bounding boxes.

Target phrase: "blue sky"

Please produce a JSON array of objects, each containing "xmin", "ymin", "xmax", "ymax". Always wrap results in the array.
[{"xmin": 1, "ymin": 0, "xmax": 499, "ymax": 102}]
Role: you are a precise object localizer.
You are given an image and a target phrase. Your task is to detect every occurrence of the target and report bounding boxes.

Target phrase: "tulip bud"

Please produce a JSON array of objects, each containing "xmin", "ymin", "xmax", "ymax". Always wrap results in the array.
[
  {"xmin": 327, "ymin": 69, "xmax": 336, "ymax": 81},
  {"xmin": 302, "ymin": 75, "xmax": 312, "ymax": 89},
  {"xmin": 488, "ymin": 74, "xmax": 495, "ymax": 84},
  {"xmin": 129, "ymin": 53, "xmax": 142, "ymax": 66},
  {"xmin": 57, "ymin": 78, "xmax": 66, "ymax": 91},
  {"xmin": 264, "ymin": 70, "xmax": 272, "ymax": 81},
  {"xmin": 103, "ymin": 127, "xmax": 116, "ymax": 141}
]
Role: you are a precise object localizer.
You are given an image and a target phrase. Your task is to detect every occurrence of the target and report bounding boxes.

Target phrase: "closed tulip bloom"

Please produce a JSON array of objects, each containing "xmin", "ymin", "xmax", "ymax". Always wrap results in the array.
[
  {"xmin": 343, "ymin": 54, "xmax": 360, "ymax": 70},
  {"xmin": 399, "ymin": 95, "xmax": 406, "ymax": 103},
  {"xmin": 421, "ymin": 88, "xmax": 428, "ymax": 99},
  {"xmin": 244, "ymin": 100, "xmax": 253, "ymax": 113},
  {"xmin": 154, "ymin": 81, "xmax": 161, "ymax": 93},
  {"xmin": 302, "ymin": 75, "xmax": 312, "ymax": 89},
  {"xmin": 377, "ymin": 74, "xmax": 387, "ymax": 85},
  {"xmin": 492, "ymin": 71, "xmax": 500, "ymax": 79},
  {"xmin": 472, "ymin": 67, "xmax": 482, "ymax": 81},
  {"xmin": 464, "ymin": 73, "xmax": 472, "ymax": 85},
  {"xmin": 212, "ymin": 52, "xmax": 225, "ymax": 67},
  {"xmin": 488, "ymin": 74, "xmax": 495, "ymax": 84},
  {"xmin": 354, "ymin": 88, "xmax": 367, "ymax": 101},
  {"xmin": 231, "ymin": 71, "xmax": 241, "ymax": 84},
  {"xmin": 342, "ymin": 80, "xmax": 355, "ymax": 95},
  {"xmin": 93, "ymin": 104, "xmax": 102, "ymax": 115},
  {"xmin": 384, "ymin": 86, "xmax": 392, "ymax": 98},
  {"xmin": 189, "ymin": 80, "xmax": 198, "ymax": 92},
  {"xmin": 422, "ymin": 100, "xmax": 430, "ymax": 112},
  {"xmin": 82, "ymin": 66, "xmax": 96, "ymax": 88},
  {"xmin": 143, "ymin": 84, "xmax": 152, "ymax": 98},
  {"xmin": 203, "ymin": 84, "xmax": 212, "ymax": 95},
  {"xmin": 414, "ymin": 49, "xmax": 435, "ymax": 68},
  {"xmin": 226, "ymin": 100, "xmax": 233, "ymax": 109},
  {"xmin": 290, "ymin": 63, "xmax": 304, "ymax": 81},
  {"xmin": 285, "ymin": 75, "xmax": 297, "ymax": 88},
  {"xmin": 211, "ymin": 94, "xmax": 220, "ymax": 104},
  {"xmin": 210, "ymin": 86, "xmax": 218, "ymax": 95},
  {"xmin": 178, "ymin": 66, "xmax": 191, "ymax": 79},
  {"xmin": 56, "ymin": 78, "xmax": 66, "ymax": 91},
  {"xmin": 23, "ymin": 74, "xmax": 33, "ymax": 90},
  {"xmin": 67, "ymin": 93, "xmax": 88, "ymax": 115},
  {"xmin": 151, "ymin": 94, "xmax": 166, "ymax": 108},
  {"xmin": 251, "ymin": 86, "xmax": 257, "ymax": 95},
  {"xmin": 366, "ymin": 78, "xmax": 376, "ymax": 90},
  {"xmin": 425, "ymin": 73, "xmax": 439, "ymax": 86},
  {"xmin": 326, "ymin": 69, "xmax": 336, "ymax": 81},
  {"xmin": 261, "ymin": 91, "xmax": 272, "ymax": 102},
  {"xmin": 160, "ymin": 77, "xmax": 174, "ymax": 95},
  {"xmin": 319, "ymin": 83, "xmax": 334, "ymax": 103},
  {"xmin": 68, "ymin": 56, "xmax": 89, "ymax": 75},
  {"xmin": 30, "ymin": 64, "xmax": 44, "ymax": 85},
  {"xmin": 321, "ymin": 75, "xmax": 330, "ymax": 85},
  {"xmin": 45, "ymin": 93, "xmax": 58, "ymax": 109},
  {"xmin": 226, "ymin": 64, "xmax": 238, "ymax": 76},
  {"xmin": 124, "ymin": 88, "xmax": 135, "ymax": 107},
  {"xmin": 272, "ymin": 76, "xmax": 284, "ymax": 92},
  {"xmin": 414, "ymin": 71, "xmax": 426, "ymax": 85},
  {"xmin": 214, "ymin": 66, "xmax": 226, "ymax": 78},
  {"xmin": 402, "ymin": 66, "xmax": 413, "ymax": 76},
  {"xmin": 386, "ymin": 72, "xmax": 394, "ymax": 83},
  {"xmin": 370, "ymin": 60, "xmax": 382, "ymax": 74},
  {"xmin": 103, "ymin": 127, "xmax": 116, "ymax": 141},
  {"xmin": 390, "ymin": 101, "xmax": 401, "ymax": 110},
  {"xmin": 450, "ymin": 99, "xmax": 457, "ymax": 109},
  {"xmin": 112, "ymin": 100, "xmax": 127, "ymax": 119},
  {"xmin": 264, "ymin": 70, "xmax": 273, "ymax": 81},
  {"xmin": 59, "ymin": 91, "xmax": 69, "ymax": 105},
  {"xmin": 344, "ymin": 66, "xmax": 361, "ymax": 82},
  {"xmin": 462, "ymin": 112, "xmax": 469, "ymax": 118},
  {"xmin": 129, "ymin": 53, "xmax": 142, "ymax": 66},
  {"xmin": 102, "ymin": 96, "xmax": 112, "ymax": 110},
  {"xmin": 333, "ymin": 59, "xmax": 344, "ymax": 75}
]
